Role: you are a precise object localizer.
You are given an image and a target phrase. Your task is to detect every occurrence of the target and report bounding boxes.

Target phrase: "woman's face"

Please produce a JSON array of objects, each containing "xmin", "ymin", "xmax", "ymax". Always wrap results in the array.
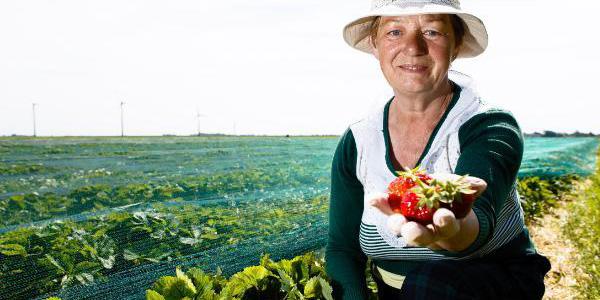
[{"xmin": 372, "ymin": 14, "xmax": 458, "ymax": 95}]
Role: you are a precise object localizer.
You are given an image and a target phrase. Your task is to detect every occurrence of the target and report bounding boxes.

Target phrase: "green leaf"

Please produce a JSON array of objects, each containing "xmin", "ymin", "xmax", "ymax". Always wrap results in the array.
[
  {"xmin": 318, "ymin": 278, "xmax": 333, "ymax": 300},
  {"xmin": 186, "ymin": 268, "xmax": 217, "ymax": 299},
  {"xmin": 303, "ymin": 276, "xmax": 334, "ymax": 300},
  {"xmin": 0, "ymin": 243, "xmax": 27, "ymax": 256},
  {"xmin": 8, "ymin": 195, "xmax": 26, "ymax": 209},
  {"xmin": 260, "ymin": 253, "xmax": 279, "ymax": 272},
  {"xmin": 222, "ymin": 266, "xmax": 274, "ymax": 297},
  {"xmin": 150, "ymin": 230, "xmax": 165, "ymax": 240},
  {"xmin": 92, "ymin": 227, "xmax": 108, "ymax": 239},
  {"xmin": 123, "ymin": 249, "xmax": 140, "ymax": 261},
  {"xmin": 176, "ymin": 267, "xmax": 197, "ymax": 293},
  {"xmin": 276, "ymin": 268, "xmax": 296, "ymax": 293},
  {"xmin": 278, "ymin": 259, "xmax": 294, "ymax": 278},
  {"xmin": 151, "ymin": 276, "xmax": 177, "ymax": 295},
  {"xmin": 303, "ymin": 277, "xmax": 320, "ymax": 298},
  {"xmin": 98, "ymin": 255, "xmax": 115, "ymax": 269},
  {"xmin": 200, "ymin": 232, "xmax": 218, "ymax": 240},
  {"xmin": 61, "ymin": 274, "xmax": 73, "ymax": 287},
  {"xmin": 45, "ymin": 254, "xmax": 65, "ymax": 273},
  {"xmin": 151, "ymin": 274, "xmax": 196, "ymax": 300},
  {"xmin": 191, "ymin": 226, "xmax": 202, "ymax": 239},
  {"xmin": 74, "ymin": 261, "xmax": 100, "ymax": 273},
  {"xmin": 179, "ymin": 237, "xmax": 201, "ymax": 246},
  {"xmin": 287, "ymin": 288, "xmax": 304, "ymax": 300},
  {"xmin": 259, "ymin": 254, "xmax": 271, "ymax": 267},
  {"xmin": 146, "ymin": 289, "xmax": 166, "ymax": 300},
  {"xmin": 299, "ymin": 259, "xmax": 310, "ymax": 284},
  {"xmin": 152, "ymin": 250, "xmax": 173, "ymax": 262},
  {"xmin": 75, "ymin": 272, "xmax": 94, "ymax": 285}
]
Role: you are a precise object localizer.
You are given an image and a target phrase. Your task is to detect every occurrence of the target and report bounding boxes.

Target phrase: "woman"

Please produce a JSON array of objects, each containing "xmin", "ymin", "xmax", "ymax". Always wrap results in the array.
[{"xmin": 325, "ymin": 1, "xmax": 551, "ymax": 299}]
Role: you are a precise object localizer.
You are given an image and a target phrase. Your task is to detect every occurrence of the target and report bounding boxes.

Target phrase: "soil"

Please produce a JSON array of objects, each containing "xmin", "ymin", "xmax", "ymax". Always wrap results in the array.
[{"xmin": 528, "ymin": 180, "xmax": 591, "ymax": 300}]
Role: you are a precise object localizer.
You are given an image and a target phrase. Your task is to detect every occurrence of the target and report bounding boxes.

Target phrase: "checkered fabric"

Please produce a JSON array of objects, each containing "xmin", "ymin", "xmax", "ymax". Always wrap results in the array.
[{"xmin": 372, "ymin": 253, "xmax": 550, "ymax": 299}]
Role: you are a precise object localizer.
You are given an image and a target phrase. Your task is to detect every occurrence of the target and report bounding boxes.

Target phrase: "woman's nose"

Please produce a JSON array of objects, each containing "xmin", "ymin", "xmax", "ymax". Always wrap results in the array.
[{"xmin": 404, "ymin": 32, "xmax": 428, "ymax": 56}]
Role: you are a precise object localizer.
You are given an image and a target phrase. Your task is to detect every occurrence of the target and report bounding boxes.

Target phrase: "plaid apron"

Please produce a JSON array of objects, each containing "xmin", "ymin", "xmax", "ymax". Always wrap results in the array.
[{"xmin": 372, "ymin": 252, "xmax": 551, "ymax": 300}]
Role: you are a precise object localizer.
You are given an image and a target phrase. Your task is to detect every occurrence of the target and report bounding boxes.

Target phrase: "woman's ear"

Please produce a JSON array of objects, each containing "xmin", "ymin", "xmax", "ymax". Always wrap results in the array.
[
  {"xmin": 370, "ymin": 36, "xmax": 380, "ymax": 60},
  {"xmin": 451, "ymin": 44, "xmax": 462, "ymax": 61}
]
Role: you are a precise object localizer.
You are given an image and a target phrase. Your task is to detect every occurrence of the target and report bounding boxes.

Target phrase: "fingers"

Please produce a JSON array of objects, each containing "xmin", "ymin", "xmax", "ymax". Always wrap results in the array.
[
  {"xmin": 394, "ymin": 209, "xmax": 461, "ymax": 248},
  {"xmin": 401, "ymin": 221, "xmax": 436, "ymax": 246},
  {"xmin": 386, "ymin": 214, "xmax": 407, "ymax": 236},
  {"xmin": 465, "ymin": 176, "xmax": 487, "ymax": 198},
  {"xmin": 368, "ymin": 192, "xmax": 394, "ymax": 216},
  {"xmin": 432, "ymin": 208, "xmax": 460, "ymax": 239}
]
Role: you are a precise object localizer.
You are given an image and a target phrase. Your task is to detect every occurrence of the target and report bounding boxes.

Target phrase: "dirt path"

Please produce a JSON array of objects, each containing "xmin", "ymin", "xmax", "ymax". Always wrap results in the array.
[{"xmin": 528, "ymin": 181, "xmax": 590, "ymax": 300}]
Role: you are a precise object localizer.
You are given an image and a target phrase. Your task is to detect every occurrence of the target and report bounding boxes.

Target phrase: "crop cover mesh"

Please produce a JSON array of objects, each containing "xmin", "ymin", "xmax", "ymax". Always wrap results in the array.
[{"xmin": 0, "ymin": 136, "xmax": 598, "ymax": 299}]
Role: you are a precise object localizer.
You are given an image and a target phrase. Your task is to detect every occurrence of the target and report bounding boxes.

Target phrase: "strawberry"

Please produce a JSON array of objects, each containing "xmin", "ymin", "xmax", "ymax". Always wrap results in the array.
[
  {"xmin": 435, "ymin": 177, "xmax": 477, "ymax": 219},
  {"xmin": 399, "ymin": 191, "xmax": 436, "ymax": 225},
  {"xmin": 387, "ymin": 169, "xmax": 476, "ymax": 225},
  {"xmin": 387, "ymin": 168, "xmax": 432, "ymax": 214},
  {"xmin": 441, "ymin": 191, "xmax": 477, "ymax": 218}
]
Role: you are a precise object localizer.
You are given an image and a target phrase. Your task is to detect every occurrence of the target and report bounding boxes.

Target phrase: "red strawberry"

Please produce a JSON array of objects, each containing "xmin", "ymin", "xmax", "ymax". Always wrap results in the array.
[
  {"xmin": 387, "ymin": 169, "xmax": 476, "ymax": 224},
  {"xmin": 387, "ymin": 168, "xmax": 432, "ymax": 213},
  {"xmin": 436, "ymin": 177, "xmax": 477, "ymax": 219},
  {"xmin": 399, "ymin": 191, "xmax": 436, "ymax": 225},
  {"xmin": 439, "ymin": 192, "xmax": 477, "ymax": 218}
]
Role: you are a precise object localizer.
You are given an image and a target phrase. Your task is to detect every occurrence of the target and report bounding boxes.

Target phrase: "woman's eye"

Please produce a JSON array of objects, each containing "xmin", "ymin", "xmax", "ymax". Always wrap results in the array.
[
  {"xmin": 423, "ymin": 30, "xmax": 443, "ymax": 38},
  {"xmin": 387, "ymin": 30, "xmax": 402, "ymax": 37}
]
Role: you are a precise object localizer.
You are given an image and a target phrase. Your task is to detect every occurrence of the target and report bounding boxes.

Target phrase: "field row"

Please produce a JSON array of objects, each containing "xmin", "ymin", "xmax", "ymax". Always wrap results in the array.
[
  {"xmin": 0, "ymin": 194, "xmax": 329, "ymax": 299},
  {"xmin": 1, "ymin": 166, "xmax": 328, "ymax": 228}
]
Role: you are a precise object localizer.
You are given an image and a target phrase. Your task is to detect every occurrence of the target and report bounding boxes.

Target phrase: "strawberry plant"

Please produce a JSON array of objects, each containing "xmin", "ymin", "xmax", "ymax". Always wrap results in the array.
[
  {"xmin": 146, "ymin": 252, "xmax": 333, "ymax": 300},
  {"xmin": 0, "ymin": 165, "xmax": 327, "ymax": 227},
  {"xmin": 0, "ymin": 193, "xmax": 329, "ymax": 299},
  {"xmin": 518, "ymin": 175, "xmax": 579, "ymax": 223}
]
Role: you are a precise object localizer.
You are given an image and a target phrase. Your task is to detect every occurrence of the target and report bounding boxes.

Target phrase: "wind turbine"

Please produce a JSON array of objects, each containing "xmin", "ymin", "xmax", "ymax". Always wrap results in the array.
[
  {"xmin": 32, "ymin": 103, "xmax": 38, "ymax": 137},
  {"xmin": 196, "ymin": 108, "xmax": 206, "ymax": 136},
  {"xmin": 120, "ymin": 101, "xmax": 125, "ymax": 137}
]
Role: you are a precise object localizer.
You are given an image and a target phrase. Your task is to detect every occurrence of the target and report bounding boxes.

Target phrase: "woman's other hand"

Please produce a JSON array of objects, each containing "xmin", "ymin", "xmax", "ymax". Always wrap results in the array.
[{"xmin": 369, "ymin": 175, "xmax": 487, "ymax": 251}]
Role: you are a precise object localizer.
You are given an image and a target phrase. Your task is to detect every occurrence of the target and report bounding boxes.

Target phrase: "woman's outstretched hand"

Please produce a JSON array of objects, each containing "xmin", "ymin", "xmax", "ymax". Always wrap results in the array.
[{"xmin": 370, "ymin": 174, "xmax": 487, "ymax": 252}]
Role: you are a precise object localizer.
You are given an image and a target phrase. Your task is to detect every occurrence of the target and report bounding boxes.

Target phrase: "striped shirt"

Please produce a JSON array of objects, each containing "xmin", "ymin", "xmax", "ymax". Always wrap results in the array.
[{"xmin": 325, "ymin": 73, "xmax": 538, "ymax": 300}]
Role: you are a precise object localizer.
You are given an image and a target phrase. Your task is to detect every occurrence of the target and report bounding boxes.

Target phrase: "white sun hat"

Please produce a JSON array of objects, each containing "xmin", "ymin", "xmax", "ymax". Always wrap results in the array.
[{"xmin": 343, "ymin": 0, "xmax": 488, "ymax": 58}]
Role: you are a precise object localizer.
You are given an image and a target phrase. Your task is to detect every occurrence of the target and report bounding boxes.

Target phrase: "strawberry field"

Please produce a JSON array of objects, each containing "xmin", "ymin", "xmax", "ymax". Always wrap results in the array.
[{"xmin": 0, "ymin": 136, "xmax": 598, "ymax": 299}]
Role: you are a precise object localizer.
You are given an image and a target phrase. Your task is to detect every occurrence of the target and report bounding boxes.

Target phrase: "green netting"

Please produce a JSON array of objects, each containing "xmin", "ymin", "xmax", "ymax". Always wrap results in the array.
[
  {"xmin": 519, "ymin": 137, "xmax": 600, "ymax": 178},
  {"xmin": 0, "ymin": 136, "xmax": 598, "ymax": 300}
]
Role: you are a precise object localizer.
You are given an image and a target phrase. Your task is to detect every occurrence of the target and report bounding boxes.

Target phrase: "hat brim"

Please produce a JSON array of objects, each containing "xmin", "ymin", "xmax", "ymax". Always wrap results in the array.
[{"xmin": 343, "ymin": 4, "xmax": 488, "ymax": 58}]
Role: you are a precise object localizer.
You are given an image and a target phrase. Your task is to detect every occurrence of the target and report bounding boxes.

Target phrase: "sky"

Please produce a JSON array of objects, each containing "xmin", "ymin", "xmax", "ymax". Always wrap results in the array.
[{"xmin": 0, "ymin": 0, "xmax": 599, "ymax": 136}]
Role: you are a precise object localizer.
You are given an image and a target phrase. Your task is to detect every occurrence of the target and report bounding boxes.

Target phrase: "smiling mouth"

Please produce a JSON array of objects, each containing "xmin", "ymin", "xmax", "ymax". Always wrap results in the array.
[{"xmin": 398, "ymin": 64, "xmax": 428, "ymax": 73}]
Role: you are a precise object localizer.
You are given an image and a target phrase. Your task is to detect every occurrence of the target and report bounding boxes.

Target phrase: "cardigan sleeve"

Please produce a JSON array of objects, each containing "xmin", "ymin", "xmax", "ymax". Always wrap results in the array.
[
  {"xmin": 452, "ymin": 109, "xmax": 524, "ymax": 255},
  {"xmin": 325, "ymin": 128, "xmax": 369, "ymax": 300}
]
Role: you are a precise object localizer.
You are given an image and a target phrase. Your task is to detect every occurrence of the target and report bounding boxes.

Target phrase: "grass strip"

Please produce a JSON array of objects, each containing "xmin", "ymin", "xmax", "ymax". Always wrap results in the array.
[{"xmin": 563, "ymin": 148, "xmax": 600, "ymax": 299}]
